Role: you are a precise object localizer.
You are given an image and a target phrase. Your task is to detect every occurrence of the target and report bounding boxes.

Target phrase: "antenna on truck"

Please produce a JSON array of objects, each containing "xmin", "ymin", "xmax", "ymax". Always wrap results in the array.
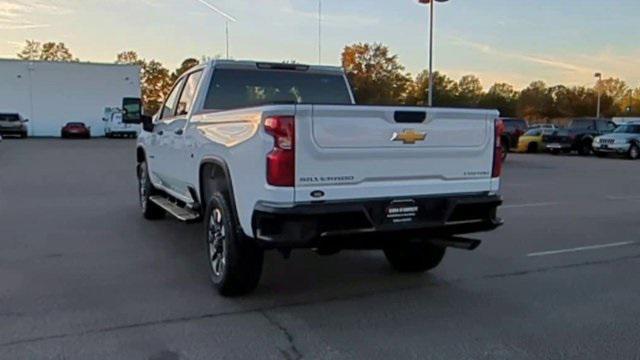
[{"xmin": 194, "ymin": 0, "xmax": 238, "ymax": 59}]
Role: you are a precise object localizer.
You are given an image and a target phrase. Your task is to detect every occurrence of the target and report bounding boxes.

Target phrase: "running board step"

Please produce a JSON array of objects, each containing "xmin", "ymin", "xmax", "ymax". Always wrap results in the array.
[{"xmin": 149, "ymin": 195, "xmax": 200, "ymax": 222}]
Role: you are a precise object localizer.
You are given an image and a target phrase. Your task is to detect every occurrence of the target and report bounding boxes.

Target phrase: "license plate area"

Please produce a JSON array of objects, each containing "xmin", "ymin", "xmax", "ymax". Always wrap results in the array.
[{"xmin": 385, "ymin": 199, "xmax": 420, "ymax": 224}]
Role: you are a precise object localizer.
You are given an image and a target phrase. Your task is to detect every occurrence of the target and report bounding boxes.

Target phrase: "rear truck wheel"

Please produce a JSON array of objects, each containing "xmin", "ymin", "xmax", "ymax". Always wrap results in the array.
[
  {"xmin": 137, "ymin": 161, "xmax": 165, "ymax": 220},
  {"xmin": 383, "ymin": 239, "xmax": 446, "ymax": 272},
  {"xmin": 527, "ymin": 142, "xmax": 538, "ymax": 153},
  {"xmin": 628, "ymin": 144, "xmax": 639, "ymax": 160},
  {"xmin": 205, "ymin": 192, "xmax": 263, "ymax": 296}
]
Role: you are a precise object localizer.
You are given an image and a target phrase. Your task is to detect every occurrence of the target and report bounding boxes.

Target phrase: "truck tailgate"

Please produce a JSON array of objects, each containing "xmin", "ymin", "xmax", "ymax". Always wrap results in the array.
[{"xmin": 294, "ymin": 105, "xmax": 498, "ymax": 202}]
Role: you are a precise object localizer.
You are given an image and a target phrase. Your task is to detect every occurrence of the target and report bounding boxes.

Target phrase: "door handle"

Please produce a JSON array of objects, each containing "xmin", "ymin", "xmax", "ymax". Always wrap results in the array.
[{"xmin": 175, "ymin": 129, "xmax": 184, "ymax": 135}]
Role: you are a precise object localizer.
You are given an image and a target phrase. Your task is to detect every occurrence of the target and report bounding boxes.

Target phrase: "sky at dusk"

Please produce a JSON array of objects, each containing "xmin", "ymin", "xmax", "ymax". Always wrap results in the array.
[{"xmin": 1, "ymin": 0, "xmax": 639, "ymax": 89}]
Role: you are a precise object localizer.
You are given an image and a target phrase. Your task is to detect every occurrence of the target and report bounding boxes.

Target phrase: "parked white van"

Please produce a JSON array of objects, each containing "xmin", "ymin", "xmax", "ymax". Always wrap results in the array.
[{"xmin": 103, "ymin": 101, "xmax": 140, "ymax": 138}]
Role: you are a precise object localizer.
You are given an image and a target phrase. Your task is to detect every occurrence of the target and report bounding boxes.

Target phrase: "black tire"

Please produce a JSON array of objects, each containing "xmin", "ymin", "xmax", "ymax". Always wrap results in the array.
[
  {"xmin": 137, "ymin": 161, "xmax": 165, "ymax": 220},
  {"xmin": 594, "ymin": 151, "xmax": 607, "ymax": 158},
  {"xmin": 20, "ymin": 131, "xmax": 27, "ymax": 139},
  {"xmin": 578, "ymin": 140, "xmax": 592, "ymax": 156},
  {"xmin": 628, "ymin": 144, "xmax": 639, "ymax": 160},
  {"xmin": 527, "ymin": 142, "xmax": 538, "ymax": 154},
  {"xmin": 384, "ymin": 239, "xmax": 446, "ymax": 273},
  {"xmin": 205, "ymin": 192, "xmax": 263, "ymax": 296}
]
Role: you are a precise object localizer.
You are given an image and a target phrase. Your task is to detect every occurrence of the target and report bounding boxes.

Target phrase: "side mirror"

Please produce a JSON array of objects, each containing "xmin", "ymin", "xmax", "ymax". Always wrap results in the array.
[
  {"xmin": 23, "ymin": 119, "xmax": 29, "ymax": 123},
  {"xmin": 122, "ymin": 97, "xmax": 142, "ymax": 124},
  {"xmin": 141, "ymin": 115, "xmax": 154, "ymax": 132}
]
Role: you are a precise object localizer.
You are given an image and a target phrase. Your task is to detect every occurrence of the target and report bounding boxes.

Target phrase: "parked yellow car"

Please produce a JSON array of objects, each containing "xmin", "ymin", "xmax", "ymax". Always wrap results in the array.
[{"xmin": 517, "ymin": 129, "xmax": 555, "ymax": 153}]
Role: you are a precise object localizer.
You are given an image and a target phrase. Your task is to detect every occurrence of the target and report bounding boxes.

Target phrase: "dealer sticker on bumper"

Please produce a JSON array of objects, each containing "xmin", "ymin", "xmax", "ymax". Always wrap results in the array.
[{"xmin": 385, "ymin": 199, "xmax": 419, "ymax": 224}]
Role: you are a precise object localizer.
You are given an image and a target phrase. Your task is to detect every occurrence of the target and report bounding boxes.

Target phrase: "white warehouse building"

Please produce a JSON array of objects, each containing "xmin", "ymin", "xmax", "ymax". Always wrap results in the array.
[{"xmin": 0, "ymin": 59, "xmax": 141, "ymax": 137}]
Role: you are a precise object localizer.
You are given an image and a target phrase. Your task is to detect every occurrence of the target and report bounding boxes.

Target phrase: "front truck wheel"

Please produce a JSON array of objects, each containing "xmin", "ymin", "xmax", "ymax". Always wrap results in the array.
[
  {"xmin": 137, "ymin": 161, "xmax": 165, "ymax": 220},
  {"xmin": 383, "ymin": 239, "xmax": 446, "ymax": 272},
  {"xmin": 205, "ymin": 192, "xmax": 263, "ymax": 296}
]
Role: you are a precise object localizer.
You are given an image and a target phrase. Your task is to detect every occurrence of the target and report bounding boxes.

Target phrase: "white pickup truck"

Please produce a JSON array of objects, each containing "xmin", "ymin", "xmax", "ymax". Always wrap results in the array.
[{"xmin": 124, "ymin": 60, "xmax": 503, "ymax": 296}]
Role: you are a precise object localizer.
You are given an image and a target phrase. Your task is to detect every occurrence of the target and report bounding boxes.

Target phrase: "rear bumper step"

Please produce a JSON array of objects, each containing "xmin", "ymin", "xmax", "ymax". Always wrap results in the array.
[{"xmin": 252, "ymin": 194, "xmax": 502, "ymax": 249}]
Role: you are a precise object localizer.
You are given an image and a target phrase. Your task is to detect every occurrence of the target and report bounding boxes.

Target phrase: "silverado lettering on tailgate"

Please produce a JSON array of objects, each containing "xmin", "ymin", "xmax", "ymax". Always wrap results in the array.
[{"xmin": 299, "ymin": 176, "xmax": 356, "ymax": 184}]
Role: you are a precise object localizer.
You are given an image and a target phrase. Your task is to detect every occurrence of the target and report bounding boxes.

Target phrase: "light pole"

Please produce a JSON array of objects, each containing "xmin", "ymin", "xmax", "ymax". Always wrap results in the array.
[
  {"xmin": 194, "ymin": 0, "xmax": 238, "ymax": 59},
  {"xmin": 418, "ymin": 0, "xmax": 449, "ymax": 107},
  {"xmin": 225, "ymin": 21, "xmax": 229, "ymax": 59},
  {"xmin": 594, "ymin": 72, "xmax": 602, "ymax": 118},
  {"xmin": 318, "ymin": 0, "xmax": 322, "ymax": 64}
]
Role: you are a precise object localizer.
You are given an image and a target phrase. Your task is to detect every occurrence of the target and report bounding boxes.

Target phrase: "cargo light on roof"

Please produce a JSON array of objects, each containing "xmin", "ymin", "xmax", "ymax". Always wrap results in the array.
[
  {"xmin": 194, "ymin": 0, "xmax": 237, "ymax": 59},
  {"xmin": 417, "ymin": 0, "xmax": 450, "ymax": 107}
]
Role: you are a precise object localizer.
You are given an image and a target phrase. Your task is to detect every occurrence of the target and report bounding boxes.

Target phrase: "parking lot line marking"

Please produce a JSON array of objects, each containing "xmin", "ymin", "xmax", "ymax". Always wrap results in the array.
[
  {"xmin": 527, "ymin": 241, "xmax": 638, "ymax": 257},
  {"xmin": 606, "ymin": 195, "xmax": 640, "ymax": 201},
  {"xmin": 502, "ymin": 202, "xmax": 560, "ymax": 209}
]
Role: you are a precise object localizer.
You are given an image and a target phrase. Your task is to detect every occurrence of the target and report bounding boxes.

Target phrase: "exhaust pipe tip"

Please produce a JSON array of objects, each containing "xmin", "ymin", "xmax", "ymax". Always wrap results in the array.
[{"xmin": 429, "ymin": 237, "xmax": 482, "ymax": 251}]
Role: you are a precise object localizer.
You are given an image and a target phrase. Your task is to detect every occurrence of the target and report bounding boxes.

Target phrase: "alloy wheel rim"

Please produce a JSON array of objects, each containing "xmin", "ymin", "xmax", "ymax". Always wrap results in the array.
[
  {"xmin": 632, "ymin": 146, "xmax": 639, "ymax": 159},
  {"xmin": 208, "ymin": 208, "xmax": 226, "ymax": 277}
]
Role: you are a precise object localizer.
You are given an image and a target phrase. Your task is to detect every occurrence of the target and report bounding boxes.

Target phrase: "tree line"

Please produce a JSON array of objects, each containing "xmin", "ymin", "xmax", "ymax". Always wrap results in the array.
[
  {"xmin": 342, "ymin": 43, "xmax": 639, "ymax": 119},
  {"xmin": 17, "ymin": 40, "xmax": 640, "ymax": 119}
]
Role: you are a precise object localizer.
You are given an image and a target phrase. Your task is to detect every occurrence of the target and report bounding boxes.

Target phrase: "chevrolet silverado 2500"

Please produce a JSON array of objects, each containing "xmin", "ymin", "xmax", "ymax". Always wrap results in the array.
[{"xmin": 125, "ymin": 60, "xmax": 503, "ymax": 296}]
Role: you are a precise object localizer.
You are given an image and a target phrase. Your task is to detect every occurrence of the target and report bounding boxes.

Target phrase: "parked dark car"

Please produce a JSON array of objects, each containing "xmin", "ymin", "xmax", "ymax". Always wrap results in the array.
[
  {"xmin": 544, "ymin": 118, "xmax": 617, "ymax": 155},
  {"xmin": 0, "ymin": 113, "xmax": 29, "ymax": 138},
  {"xmin": 61, "ymin": 122, "xmax": 91, "ymax": 139}
]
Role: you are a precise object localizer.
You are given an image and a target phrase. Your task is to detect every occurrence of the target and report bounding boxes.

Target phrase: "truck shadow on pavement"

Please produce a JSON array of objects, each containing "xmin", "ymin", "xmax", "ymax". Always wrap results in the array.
[{"xmin": 147, "ymin": 214, "xmax": 438, "ymax": 303}]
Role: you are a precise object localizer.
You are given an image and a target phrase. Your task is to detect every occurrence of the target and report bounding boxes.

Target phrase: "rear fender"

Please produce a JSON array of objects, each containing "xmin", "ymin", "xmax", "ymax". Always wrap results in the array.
[{"xmin": 199, "ymin": 157, "xmax": 239, "ymax": 223}]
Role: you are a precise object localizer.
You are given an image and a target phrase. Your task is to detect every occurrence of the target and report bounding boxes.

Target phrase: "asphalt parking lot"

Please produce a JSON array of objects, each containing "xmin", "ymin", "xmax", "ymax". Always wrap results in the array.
[{"xmin": 1, "ymin": 139, "xmax": 639, "ymax": 359}]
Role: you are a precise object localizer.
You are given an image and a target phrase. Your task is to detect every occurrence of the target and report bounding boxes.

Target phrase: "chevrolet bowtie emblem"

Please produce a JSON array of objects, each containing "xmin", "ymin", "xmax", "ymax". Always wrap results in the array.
[{"xmin": 391, "ymin": 129, "xmax": 427, "ymax": 144}]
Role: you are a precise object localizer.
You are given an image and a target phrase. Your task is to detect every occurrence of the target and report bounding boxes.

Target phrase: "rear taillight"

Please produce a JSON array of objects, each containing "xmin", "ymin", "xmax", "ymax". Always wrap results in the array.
[
  {"xmin": 264, "ymin": 116, "xmax": 295, "ymax": 187},
  {"xmin": 492, "ymin": 119, "xmax": 504, "ymax": 178}
]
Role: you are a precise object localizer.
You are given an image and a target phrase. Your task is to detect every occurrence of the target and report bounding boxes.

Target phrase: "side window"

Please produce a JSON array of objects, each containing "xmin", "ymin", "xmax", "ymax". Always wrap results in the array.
[
  {"xmin": 176, "ymin": 71, "xmax": 203, "ymax": 116},
  {"xmin": 160, "ymin": 79, "xmax": 186, "ymax": 120},
  {"xmin": 596, "ymin": 121, "xmax": 615, "ymax": 132}
]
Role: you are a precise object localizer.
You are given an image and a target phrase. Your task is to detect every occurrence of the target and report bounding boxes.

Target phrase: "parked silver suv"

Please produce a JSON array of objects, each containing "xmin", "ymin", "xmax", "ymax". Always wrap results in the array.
[
  {"xmin": 593, "ymin": 122, "xmax": 640, "ymax": 159},
  {"xmin": 0, "ymin": 113, "xmax": 29, "ymax": 138}
]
